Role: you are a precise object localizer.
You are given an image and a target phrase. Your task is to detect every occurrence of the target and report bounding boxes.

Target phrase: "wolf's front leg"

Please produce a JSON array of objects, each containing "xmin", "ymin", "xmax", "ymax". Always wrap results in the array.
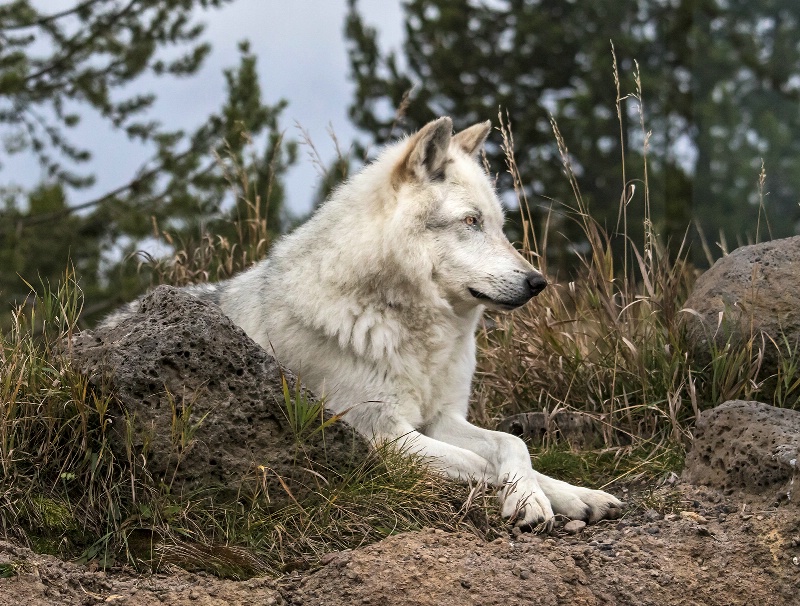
[
  {"xmin": 496, "ymin": 473, "xmax": 555, "ymax": 528},
  {"xmin": 426, "ymin": 414, "xmax": 623, "ymax": 526},
  {"xmin": 535, "ymin": 473, "xmax": 623, "ymax": 523},
  {"xmin": 425, "ymin": 414, "xmax": 556, "ymax": 527},
  {"xmin": 360, "ymin": 411, "xmax": 553, "ymax": 526}
]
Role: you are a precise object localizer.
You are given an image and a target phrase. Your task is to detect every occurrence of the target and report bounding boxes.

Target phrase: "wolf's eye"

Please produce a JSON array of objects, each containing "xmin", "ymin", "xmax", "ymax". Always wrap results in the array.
[{"xmin": 463, "ymin": 215, "xmax": 480, "ymax": 229}]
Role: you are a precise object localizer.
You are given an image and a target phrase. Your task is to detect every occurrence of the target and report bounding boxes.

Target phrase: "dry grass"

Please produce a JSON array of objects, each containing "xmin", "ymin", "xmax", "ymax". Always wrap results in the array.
[
  {"xmin": 0, "ymin": 269, "xmax": 127, "ymax": 559},
  {"xmin": 475, "ymin": 111, "xmax": 699, "ymax": 447},
  {"xmin": 142, "ymin": 134, "xmax": 280, "ymax": 287}
]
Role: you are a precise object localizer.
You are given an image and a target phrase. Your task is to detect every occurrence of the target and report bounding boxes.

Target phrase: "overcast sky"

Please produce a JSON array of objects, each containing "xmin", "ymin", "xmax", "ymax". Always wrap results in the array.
[{"xmin": 3, "ymin": 0, "xmax": 405, "ymax": 216}]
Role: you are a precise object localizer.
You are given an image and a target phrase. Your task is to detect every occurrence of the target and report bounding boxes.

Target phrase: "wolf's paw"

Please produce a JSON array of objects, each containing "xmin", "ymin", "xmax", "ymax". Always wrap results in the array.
[
  {"xmin": 499, "ymin": 477, "xmax": 555, "ymax": 530},
  {"xmin": 536, "ymin": 475, "xmax": 624, "ymax": 523}
]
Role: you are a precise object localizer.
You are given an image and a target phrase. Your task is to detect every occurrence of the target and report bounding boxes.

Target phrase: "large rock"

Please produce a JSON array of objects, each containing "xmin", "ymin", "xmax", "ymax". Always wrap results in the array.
[
  {"xmin": 68, "ymin": 286, "xmax": 369, "ymax": 498},
  {"xmin": 682, "ymin": 236, "xmax": 800, "ymax": 389},
  {"xmin": 683, "ymin": 400, "xmax": 800, "ymax": 502},
  {"xmin": 498, "ymin": 410, "xmax": 609, "ymax": 449}
]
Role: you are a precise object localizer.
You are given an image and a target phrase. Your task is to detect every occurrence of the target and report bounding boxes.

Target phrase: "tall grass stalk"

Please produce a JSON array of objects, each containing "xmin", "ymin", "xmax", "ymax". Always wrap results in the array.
[{"xmin": 143, "ymin": 133, "xmax": 281, "ymax": 287}]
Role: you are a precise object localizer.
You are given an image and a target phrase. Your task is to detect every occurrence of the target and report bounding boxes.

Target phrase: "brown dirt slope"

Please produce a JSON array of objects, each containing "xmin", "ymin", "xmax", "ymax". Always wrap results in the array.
[{"xmin": 3, "ymin": 483, "xmax": 799, "ymax": 606}]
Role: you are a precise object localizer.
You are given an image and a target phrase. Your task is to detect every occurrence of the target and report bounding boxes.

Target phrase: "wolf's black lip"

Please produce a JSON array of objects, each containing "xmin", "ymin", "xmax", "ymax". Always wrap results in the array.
[
  {"xmin": 468, "ymin": 287, "xmax": 492, "ymax": 301},
  {"xmin": 468, "ymin": 288, "xmax": 525, "ymax": 310}
]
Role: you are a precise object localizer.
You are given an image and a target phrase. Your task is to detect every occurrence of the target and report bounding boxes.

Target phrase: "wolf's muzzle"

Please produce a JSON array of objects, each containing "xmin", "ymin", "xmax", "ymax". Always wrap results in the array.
[{"xmin": 468, "ymin": 272, "xmax": 548, "ymax": 310}]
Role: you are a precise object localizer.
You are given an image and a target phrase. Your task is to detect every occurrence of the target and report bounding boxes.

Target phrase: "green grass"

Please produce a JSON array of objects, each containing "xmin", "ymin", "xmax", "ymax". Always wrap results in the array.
[
  {"xmin": 0, "ymin": 561, "xmax": 26, "ymax": 578},
  {"xmin": 529, "ymin": 443, "xmax": 684, "ymax": 491}
]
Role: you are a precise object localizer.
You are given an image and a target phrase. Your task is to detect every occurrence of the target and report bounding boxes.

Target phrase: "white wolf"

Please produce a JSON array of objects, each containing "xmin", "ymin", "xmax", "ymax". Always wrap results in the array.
[{"xmin": 107, "ymin": 117, "xmax": 622, "ymax": 527}]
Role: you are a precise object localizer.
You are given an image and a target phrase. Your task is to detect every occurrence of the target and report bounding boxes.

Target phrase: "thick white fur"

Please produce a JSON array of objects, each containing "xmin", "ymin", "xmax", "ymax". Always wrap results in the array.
[{"xmin": 116, "ymin": 118, "xmax": 622, "ymax": 527}]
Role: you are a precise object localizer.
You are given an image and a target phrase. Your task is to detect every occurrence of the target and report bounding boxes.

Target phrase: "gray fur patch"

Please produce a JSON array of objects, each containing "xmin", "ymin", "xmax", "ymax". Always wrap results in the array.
[
  {"xmin": 184, "ymin": 283, "xmax": 222, "ymax": 305},
  {"xmin": 99, "ymin": 300, "xmax": 140, "ymax": 329}
]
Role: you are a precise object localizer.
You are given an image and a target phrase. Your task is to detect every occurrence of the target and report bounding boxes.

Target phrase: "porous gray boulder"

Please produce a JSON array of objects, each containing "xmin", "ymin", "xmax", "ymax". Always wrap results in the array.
[
  {"xmin": 68, "ymin": 285, "xmax": 369, "ymax": 497},
  {"xmin": 683, "ymin": 400, "xmax": 800, "ymax": 503},
  {"xmin": 497, "ymin": 410, "xmax": 607, "ymax": 449},
  {"xmin": 681, "ymin": 236, "xmax": 800, "ymax": 388}
]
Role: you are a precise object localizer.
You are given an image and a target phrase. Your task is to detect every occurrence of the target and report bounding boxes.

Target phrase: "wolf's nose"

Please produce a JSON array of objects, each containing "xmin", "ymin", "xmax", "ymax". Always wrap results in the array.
[{"xmin": 526, "ymin": 272, "xmax": 548, "ymax": 296}]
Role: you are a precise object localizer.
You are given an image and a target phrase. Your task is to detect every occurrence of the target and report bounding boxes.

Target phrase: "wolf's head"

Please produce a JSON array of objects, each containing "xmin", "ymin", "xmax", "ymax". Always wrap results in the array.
[{"xmin": 390, "ymin": 117, "xmax": 547, "ymax": 313}]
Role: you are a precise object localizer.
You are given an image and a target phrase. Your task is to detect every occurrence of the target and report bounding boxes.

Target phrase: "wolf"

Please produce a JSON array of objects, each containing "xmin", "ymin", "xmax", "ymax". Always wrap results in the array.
[{"xmin": 106, "ymin": 117, "xmax": 622, "ymax": 527}]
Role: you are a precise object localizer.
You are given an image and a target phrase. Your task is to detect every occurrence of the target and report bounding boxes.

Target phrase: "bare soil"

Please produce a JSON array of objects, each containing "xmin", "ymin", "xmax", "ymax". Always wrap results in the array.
[{"xmin": 2, "ymin": 482, "xmax": 799, "ymax": 606}]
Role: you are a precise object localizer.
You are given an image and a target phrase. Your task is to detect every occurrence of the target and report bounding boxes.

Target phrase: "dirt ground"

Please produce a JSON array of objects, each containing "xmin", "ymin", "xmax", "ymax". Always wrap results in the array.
[{"xmin": 2, "ymin": 482, "xmax": 799, "ymax": 606}]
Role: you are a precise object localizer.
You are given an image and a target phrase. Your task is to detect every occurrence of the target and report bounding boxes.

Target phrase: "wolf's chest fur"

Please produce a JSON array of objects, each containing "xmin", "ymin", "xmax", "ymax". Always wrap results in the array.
[{"xmin": 243, "ymin": 289, "xmax": 480, "ymax": 429}]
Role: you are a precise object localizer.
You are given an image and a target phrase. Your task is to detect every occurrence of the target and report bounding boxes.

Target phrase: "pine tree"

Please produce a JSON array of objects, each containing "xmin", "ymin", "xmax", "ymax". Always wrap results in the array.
[
  {"xmin": 0, "ymin": 3, "xmax": 296, "ymax": 318},
  {"xmin": 0, "ymin": 0, "xmax": 233, "ymax": 187}
]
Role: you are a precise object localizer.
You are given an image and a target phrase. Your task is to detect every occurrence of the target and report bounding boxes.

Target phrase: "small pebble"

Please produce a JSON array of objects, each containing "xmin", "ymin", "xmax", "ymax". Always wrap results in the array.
[
  {"xmin": 563, "ymin": 520, "xmax": 586, "ymax": 534},
  {"xmin": 319, "ymin": 552, "xmax": 339, "ymax": 566},
  {"xmin": 645, "ymin": 509, "xmax": 663, "ymax": 522}
]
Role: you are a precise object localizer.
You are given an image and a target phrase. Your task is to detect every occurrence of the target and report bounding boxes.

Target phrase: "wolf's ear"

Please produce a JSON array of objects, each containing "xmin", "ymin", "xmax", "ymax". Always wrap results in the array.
[
  {"xmin": 452, "ymin": 121, "xmax": 491, "ymax": 157},
  {"xmin": 395, "ymin": 117, "xmax": 453, "ymax": 184}
]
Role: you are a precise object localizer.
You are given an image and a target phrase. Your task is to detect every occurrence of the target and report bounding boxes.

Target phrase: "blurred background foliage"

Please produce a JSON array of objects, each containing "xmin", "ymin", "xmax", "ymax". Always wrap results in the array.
[
  {"xmin": 346, "ymin": 0, "xmax": 800, "ymax": 265},
  {"xmin": 0, "ymin": 0, "xmax": 295, "ymax": 322},
  {"xmin": 2, "ymin": 0, "xmax": 800, "ymax": 321}
]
